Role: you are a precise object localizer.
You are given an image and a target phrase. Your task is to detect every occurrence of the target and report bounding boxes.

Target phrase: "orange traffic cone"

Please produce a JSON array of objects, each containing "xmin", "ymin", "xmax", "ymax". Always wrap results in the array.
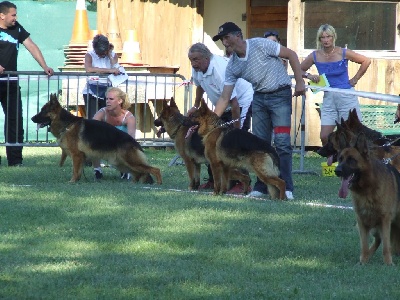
[
  {"xmin": 87, "ymin": 29, "xmax": 100, "ymax": 50},
  {"xmin": 70, "ymin": 0, "xmax": 91, "ymax": 44},
  {"xmin": 120, "ymin": 29, "xmax": 143, "ymax": 65},
  {"xmin": 106, "ymin": 0, "xmax": 123, "ymax": 52}
]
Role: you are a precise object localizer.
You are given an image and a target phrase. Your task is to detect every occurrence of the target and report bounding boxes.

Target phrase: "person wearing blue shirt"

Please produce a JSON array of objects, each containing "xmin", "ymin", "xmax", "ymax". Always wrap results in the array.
[{"xmin": 301, "ymin": 24, "xmax": 370, "ymax": 146}]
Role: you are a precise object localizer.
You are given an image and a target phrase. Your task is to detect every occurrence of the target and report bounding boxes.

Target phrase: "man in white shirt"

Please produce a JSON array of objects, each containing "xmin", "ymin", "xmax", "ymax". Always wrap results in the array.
[{"xmin": 187, "ymin": 42, "xmax": 253, "ymax": 193}]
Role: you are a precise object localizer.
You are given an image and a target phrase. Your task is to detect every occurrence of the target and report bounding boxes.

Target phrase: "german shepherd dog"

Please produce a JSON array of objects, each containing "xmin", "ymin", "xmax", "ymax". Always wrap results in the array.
[
  {"xmin": 31, "ymin": 93, "xmax": 162, "ymax": 184},
  {"xmin": 184, "ymin": 98, "xmax": 286, "ymax": 199},
  {"xmin": 335, "ymin": 132, "xmax": 400, "ymax": 265},
  {"xmin": 154, "ymin": 98, "xmax": 206, "ymax": 190},
  {"xmin": 318, "ymin": 109, "xmax": 400, "ymax": 174}
]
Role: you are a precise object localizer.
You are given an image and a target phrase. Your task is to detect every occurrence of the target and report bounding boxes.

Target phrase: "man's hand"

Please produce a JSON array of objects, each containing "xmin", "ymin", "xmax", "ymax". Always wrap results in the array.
[
  {"xmin": 187, "ymin": 106, "xmax": 198, "ymax": 117},
  {"xmin": 43, "ymin": 67, "xmax": 54, "ymax": 76},
  {"xmin": 293, "ymin": 81, "xmax": 306, "ymax": 97}
]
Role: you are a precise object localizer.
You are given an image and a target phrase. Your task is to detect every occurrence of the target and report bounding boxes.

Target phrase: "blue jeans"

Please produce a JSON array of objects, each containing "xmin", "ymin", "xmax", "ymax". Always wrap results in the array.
[{"xmin": 251, "ymin": 88, "xmax": 293, "ymax": 192}]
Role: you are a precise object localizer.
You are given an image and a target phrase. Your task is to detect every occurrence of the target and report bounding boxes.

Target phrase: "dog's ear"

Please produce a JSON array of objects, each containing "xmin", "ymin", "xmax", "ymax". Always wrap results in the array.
[
  {"xmin": 347, "ymin": 108, "xmax": 361, "ymax": 129},
  {"xmin": 336, "ymin": 119, "xmax": 345, "ymax": 132},
  {"xmin": 162, "ymin": 99, "xmax": 169, "ymax": 109},
  {"xmin": 338, "ymin": 131, "xmax": 349, "ymax": 150},
  {"xmin": 199, "ymin": 98, "xmax": 208, "ymax": 111},
  {"xmin": 169, "ymin": 97, "xmax": 178, "ymax": 108},
  {"xmin": 354, "ymin": 132, "xmax": 369, "ymax": 156},
  {"xmin": 49, "ymin": 93, "xmax": 58, "ymax": 103}
]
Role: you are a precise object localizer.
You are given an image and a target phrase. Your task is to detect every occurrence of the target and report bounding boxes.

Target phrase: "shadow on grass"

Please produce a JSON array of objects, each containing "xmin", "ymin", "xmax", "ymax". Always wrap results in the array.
[{"xmin": 0, "ymin": 148, "xmax": 400, "ymax": 298}]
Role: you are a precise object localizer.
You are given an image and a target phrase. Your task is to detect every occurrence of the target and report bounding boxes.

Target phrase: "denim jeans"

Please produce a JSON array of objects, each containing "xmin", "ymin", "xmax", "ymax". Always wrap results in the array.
[{"xmin": 251, "ymin": 88, "xmax": 293, "ymax": 192}]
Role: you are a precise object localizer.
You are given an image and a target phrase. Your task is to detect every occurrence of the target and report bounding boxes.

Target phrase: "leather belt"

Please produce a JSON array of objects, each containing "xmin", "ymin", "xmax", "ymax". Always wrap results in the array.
[{"xmin": 256, "ymin": 85, "xmax": 291, "ymax": 94}]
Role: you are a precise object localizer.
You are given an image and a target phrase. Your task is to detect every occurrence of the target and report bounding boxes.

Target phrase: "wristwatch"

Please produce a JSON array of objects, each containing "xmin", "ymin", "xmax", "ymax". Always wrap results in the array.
[{"xmin": 303, "ymin": 72, "xmax": 310, "ymax": 79}]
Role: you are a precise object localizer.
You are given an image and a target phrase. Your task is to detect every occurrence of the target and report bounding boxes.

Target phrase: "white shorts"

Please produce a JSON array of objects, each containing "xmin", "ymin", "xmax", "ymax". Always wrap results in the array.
[{"xmin": 320, "ymin": 88, "xmax": 362, "ymax": 126}]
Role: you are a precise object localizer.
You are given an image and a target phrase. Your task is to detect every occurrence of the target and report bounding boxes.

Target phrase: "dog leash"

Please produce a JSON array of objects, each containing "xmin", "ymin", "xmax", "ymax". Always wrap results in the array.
[
  {"xmin": 383, "ymin": 136, "xmax": 400, "ymax": 146},
  {"xmin": 382, "ymin": 152, "xmax": 400, "ymax": 165},
  {"xmin": 218, "ymin": 116, "xmax": 246, "ymax": 128}
]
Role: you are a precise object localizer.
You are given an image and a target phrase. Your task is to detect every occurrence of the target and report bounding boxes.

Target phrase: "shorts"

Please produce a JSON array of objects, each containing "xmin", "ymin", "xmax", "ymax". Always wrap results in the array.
[{"xmin": 320, "ymin": 88, "xmax": 362, "ymax": 126}]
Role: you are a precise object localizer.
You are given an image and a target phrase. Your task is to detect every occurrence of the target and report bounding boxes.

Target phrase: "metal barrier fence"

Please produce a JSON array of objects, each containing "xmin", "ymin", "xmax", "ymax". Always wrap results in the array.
[
  {"xmin": 292, "ymin": 84, "xmax": 400, "ymax": 174},
  {"xmin": 0, "ymin": 71, "xmax": 192, "ymax": 148},
  {"xmin": 2, "ymin": 71, "xmax": 400, "ymax": 174}
]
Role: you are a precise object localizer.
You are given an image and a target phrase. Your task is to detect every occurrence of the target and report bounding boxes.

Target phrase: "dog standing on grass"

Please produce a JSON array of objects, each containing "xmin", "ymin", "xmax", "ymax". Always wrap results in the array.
[
  {"xmin": 335, "ymin": 132, "xmax": 400, "ymax": 265},
  {"xmin": 31, "ymin": 93, "xmax": 162, "ymax": 184},
  {"xmin": 318, "ymin": 109, "xmax": 400, "ymax": 173},
  {"xmin": 185, "ymin": 98, "xmax": 286, "ymax": 199},
  {"xmin": 154, "ymin": 98, "xmax": 207, "ymax": 190}
]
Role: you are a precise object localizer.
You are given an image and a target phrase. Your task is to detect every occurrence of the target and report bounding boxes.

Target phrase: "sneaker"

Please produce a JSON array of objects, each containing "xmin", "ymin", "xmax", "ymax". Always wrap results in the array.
[
  {"xmin": 285, "ymin": 191, "xmax": 294, "ymax": 200},
  {"xmin": 246, "ymin": 190, "xmax": 267, "ymax": 198},
  {"xmin": 199, "ymin": 180, "xmax": 214, "ymax": 190},
  {"xmin": 94, "ymin": 169, "xmax": 103, "ymax": 180},
  {"xmin": 226, "ymin": 182, "xmax": 252, "ymax": 195}
]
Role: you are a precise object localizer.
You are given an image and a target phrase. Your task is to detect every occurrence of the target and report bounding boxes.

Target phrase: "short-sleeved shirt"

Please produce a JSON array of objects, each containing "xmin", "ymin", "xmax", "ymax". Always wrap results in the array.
[
  {"xmin": 0, "ymin": 21, "xmax": 30, "ymax": 74},
  {"xmin": 191, "ymin": 54, "xmax": 253, "ymax": 108},
  {"xmin": 225, "ymin": 38, "xmax": 292, "ymax": 92}
]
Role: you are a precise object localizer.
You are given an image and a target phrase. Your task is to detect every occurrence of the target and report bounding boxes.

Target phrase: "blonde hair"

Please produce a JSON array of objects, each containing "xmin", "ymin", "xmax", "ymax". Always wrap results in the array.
[
  {"xmin": 316, "ymin": 24, "xmax": 337, "ymax": 49},
  {"xmin": 106, "ymin": 87, "xmax": 130, "ymax": 109}
]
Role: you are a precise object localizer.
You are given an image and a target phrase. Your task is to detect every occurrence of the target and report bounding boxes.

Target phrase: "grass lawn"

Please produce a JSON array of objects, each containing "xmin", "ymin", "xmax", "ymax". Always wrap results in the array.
[{"xmin": 0, "ymin": 147, "xmax": 399, "ymax": 299}]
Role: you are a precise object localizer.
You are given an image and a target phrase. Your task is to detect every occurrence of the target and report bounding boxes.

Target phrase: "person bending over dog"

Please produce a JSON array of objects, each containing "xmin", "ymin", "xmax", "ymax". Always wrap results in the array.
[
  {"xmin": 92, "ymin": 87, "xmax": 136, "ymax": 180},
  {"xmin": 187, "ymin": 42, "xmax": 253, "ymax": 194}
]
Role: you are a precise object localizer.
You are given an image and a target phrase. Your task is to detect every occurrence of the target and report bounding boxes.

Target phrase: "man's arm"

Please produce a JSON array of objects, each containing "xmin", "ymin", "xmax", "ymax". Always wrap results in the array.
[
  {"xmin": 187, "ymin": 85, "xmax": 205, "ymax": 116},
  {"xmin": 279, "ymin": 46, "xmax": 305, "ymax": 96},
  {"xmin": 23, "ymin": 37, "xmax": 54, "ymax": 76},
  {"xmin": 214, "ymin": 84, "xmax": 235, "ymax": 116},
  {"xmin": 230, "ymin": 97, "xmax": 241, "ymax": 128}
]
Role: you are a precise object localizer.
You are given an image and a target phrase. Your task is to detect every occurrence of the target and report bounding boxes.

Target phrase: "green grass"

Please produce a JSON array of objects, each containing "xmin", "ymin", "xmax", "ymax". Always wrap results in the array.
[{"xmin": 1, "ymin": 147, "xmax": 400, "ymax": 299}]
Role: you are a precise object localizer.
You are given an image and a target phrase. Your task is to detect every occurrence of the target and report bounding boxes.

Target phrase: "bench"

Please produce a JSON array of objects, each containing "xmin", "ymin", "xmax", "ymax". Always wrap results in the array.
[{"xmin": 360, "ymin": 105, "xmax": 400, "ymax": 137}]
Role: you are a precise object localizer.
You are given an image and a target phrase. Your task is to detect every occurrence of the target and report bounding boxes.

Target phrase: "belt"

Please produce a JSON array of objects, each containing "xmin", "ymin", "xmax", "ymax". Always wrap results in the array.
[{"xmin": 256, "ymin": 85, "xmax": 291, "ymax": 94}]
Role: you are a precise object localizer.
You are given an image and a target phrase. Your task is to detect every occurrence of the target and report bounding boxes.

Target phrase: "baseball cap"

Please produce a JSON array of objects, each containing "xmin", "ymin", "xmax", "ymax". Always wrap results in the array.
[{"xmin": 212, "ymin": 22, "xmax": 242, "ymax": 41}]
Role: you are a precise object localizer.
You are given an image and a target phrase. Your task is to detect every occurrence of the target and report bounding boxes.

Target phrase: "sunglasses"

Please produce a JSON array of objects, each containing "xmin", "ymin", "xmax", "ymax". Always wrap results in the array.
[{"xmin": 264, "ymin": 31, "xmax": 279, "ymax": 38}]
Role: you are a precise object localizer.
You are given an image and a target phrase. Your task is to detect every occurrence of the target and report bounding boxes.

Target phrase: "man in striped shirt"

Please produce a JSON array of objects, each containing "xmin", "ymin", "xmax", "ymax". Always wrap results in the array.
[{"xmin": 212, "ymin": 22, "xmax": 306, "ymax": 200}]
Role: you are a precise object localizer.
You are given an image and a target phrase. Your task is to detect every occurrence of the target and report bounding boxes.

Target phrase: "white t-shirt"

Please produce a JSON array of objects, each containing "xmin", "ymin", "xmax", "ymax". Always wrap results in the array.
[
  {"xmin": 82, "ymin": 50, "xmax": 117, "ymax": 95},
  {"xmin": 191, "ymin": 55, "xmax": 253, "ymax": 126}
]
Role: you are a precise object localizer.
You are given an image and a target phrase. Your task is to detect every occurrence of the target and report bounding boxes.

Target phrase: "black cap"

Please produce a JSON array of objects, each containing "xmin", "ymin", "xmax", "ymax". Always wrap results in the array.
[{"xmin": 212, "ymin": 22, "xmax": 241, "ymax": 41}]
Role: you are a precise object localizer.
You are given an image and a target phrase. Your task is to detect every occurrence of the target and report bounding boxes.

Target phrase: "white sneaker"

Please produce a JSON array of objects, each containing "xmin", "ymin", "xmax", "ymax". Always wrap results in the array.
[
  {"xmin": 285, "ymin": 191, "xmax": 294, "ymax": 200},
  {"xmin": 246, "ymin": 190, "xmax": 266, "ymax": 198}
]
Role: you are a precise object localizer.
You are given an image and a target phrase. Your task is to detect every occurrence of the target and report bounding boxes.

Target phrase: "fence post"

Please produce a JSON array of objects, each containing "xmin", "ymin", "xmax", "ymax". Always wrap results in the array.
[{"xmin": 292, "ymin": 94, "xmax": 318, "ymax": 175}]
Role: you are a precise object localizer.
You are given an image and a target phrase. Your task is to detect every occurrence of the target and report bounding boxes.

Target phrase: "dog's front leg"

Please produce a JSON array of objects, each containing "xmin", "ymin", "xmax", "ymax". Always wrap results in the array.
[
  {"xmin": 357, "ymin": 219, "xmax": 371, "ymax": 265},
  {"xmin": 182, "ymin": 156, "xmax": 197, "ymax": 190},
  {"xmin": 59, "ymin": 148, "xmax": 67, "ymax": 167},
  {"xmin": 70, "ymin": 152, "xmax": 85, "ymax": 182},
  {"xmin": 381, "ymin": 218, "xmax": 394, "ymax": 265},
  {"xmin": 210, "ymin": 162, "xmax": 223, "ymax": 195},
  {"xmin": 368, "ymin": 229, "xmax": 382, "ymax": 261},
  {"xmin": 221, "ymin": 165, "xmax": 231, "ymax": 194}
]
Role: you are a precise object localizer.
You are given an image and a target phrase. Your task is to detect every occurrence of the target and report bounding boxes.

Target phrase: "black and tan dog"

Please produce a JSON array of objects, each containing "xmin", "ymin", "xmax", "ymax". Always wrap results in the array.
[
  {"xmin": 31, "ymin": 93, "xmax": 162, "ymax": 184},
  {"xmin": 154, "ymin": 98, "xmax": 206, "ymax": 190},
  {"xmin": 318, "ymin": 109, "xmax": 400, "ymax": 175},
  {"xmin": 335, "ymin": 132, "xmax": 400, "ymax": 265},
  {"xmin": 185, "ymin": 98, "xmax": 286, "ymax": 199}
]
